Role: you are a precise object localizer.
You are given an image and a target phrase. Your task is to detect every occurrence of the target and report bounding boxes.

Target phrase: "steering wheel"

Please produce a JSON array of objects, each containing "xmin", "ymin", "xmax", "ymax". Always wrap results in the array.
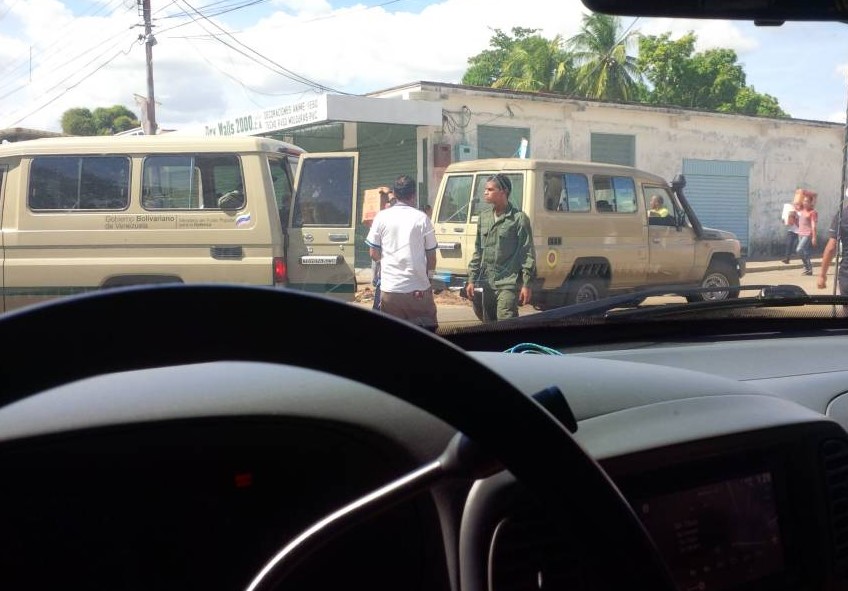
[{"xmin": 0, "ymin": 284, "xmax": 675, "ymax": 590}]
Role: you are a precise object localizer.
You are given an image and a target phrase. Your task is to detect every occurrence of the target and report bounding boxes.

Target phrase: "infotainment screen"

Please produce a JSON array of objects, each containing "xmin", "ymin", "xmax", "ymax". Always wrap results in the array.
[{"xmin": 635, "ymin": 471, "xmax": 784, "ymax": 591}]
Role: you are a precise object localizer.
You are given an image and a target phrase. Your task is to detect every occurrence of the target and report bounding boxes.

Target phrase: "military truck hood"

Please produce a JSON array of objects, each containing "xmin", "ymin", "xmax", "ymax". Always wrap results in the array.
[{"xmin": 700, "ymin": 226, "xmax": 737, "ymax": 241}]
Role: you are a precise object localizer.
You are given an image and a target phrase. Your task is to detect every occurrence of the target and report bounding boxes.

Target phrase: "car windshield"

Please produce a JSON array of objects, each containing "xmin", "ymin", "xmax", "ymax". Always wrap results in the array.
[
  {"xmin": 9, "ymin": 4, "xmax": 848, "ymax": 591},
  {"xmin": 0, "ymin": 1, "xmax": 845, "ymax": 334}
]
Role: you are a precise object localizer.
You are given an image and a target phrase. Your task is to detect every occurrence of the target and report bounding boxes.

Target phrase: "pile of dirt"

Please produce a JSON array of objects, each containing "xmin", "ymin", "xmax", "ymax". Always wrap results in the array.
[
  {"xmin": 354, "ymin": 287, "xmax": 377, "ymax": 304},
  {"xmin": 434, "ymin": 290, "xmax": 471, "ymax": 306}
]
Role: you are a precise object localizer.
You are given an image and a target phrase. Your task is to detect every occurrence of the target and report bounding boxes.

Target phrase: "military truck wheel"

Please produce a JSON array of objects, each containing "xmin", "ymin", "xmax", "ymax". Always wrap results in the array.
[
  {"xmin": 686, "ymin": 261, "xmax": 740, "ymax": 302},
  {"xmin": 564, "ymin": 278, "xmax": 607, "ymax": 306}
]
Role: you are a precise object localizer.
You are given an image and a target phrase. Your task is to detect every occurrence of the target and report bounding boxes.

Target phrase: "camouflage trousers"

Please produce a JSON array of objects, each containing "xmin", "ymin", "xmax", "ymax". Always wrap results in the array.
[{"xmin": 472, "ymin": 286, "xmax": 518, "ymax": 323}]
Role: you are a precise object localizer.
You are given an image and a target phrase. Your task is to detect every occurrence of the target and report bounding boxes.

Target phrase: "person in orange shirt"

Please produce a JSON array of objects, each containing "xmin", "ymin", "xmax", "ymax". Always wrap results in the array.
[{"xmin": 795, "ymin": 189, "xmax": 818, "ymax": 276}]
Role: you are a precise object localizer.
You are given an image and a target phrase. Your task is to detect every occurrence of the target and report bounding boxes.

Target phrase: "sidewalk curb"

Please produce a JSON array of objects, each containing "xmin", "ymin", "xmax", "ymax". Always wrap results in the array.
[{"xmin": 746, "ymin": 259, "xmax": 821, "ymax": 273}]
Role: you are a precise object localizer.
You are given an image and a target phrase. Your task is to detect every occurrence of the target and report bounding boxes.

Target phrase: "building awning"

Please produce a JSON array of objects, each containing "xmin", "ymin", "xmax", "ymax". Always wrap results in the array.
[{"xmin": 177, "ymin": 94, "xmax": 444, "ymax": 137}]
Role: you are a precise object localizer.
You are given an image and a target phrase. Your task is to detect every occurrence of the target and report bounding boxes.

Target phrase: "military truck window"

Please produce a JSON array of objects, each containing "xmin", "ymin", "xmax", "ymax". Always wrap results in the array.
[
  {"xmin": 643, "ymin": 186, "xmax": 677, "ymax": 226},
  {"xmin": 593, "ymin": 175, "xmax": 637, "ymax": 213},
  {"xmin": 29, "ymin": 156, "xmax": 130, "ymax": 211},
  {"xmin": 142, "ymin": 154, "xmax": 244, "ymax": 210},
  {"xmin": 292, "ymin": 157, "xmax": 353, "ymax": 227},
  {"xmin": 471, "ymin": 172, "xmax": 524, "ymax": 217},
  {"xmin": 438, "ymin": 175, "xmax": 473, "ymax": 223},
  {"xmin": 544, "ymin": 172, "xmax": 590, "ymax": 212}
]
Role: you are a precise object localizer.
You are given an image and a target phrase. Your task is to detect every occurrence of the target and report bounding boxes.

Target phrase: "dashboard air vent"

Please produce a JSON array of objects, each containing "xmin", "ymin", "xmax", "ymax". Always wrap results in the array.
[
  {"xmin": 489, "ymin": 512, "xmax": 584, "ymax": 591},
  {"xmin": 821, "ymin": 438, "xmax": 848, "ymax": 574}
]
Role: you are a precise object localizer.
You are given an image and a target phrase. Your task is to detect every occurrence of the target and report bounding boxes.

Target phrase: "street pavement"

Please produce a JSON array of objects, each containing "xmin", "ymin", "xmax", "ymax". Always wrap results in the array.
[{"xmin": 354, "ymin": 257, "xmax": 831, "ymax": 329}]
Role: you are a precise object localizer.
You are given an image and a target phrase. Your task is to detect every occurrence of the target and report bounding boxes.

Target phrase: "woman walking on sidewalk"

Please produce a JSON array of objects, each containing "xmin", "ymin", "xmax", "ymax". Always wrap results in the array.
[
  {"xmin": 796, "ymin": 189, "xmax": 818, "ymax": 275},
  {"xmin": 782, "ymin": 194, "xmax": 802, "ymax": 264}
]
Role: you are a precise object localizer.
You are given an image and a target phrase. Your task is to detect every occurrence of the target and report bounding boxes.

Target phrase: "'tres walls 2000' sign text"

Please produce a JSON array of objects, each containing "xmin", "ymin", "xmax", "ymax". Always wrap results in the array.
[{"xmin": 204, "ymin": 98, "xmax": 325, "ymax": 137}]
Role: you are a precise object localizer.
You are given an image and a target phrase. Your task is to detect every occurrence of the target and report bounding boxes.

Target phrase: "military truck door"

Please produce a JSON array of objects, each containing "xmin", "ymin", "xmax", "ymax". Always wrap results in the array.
[
  {"xmin": 287, "ymin": 153, "xmax": 359, "ymax": 300},
  {"xmin": 432, "ymin": 173, "xmax": 475, "ymax": 289},
  {"xmin": 642, "ymin": 184, "xmax": 696, "ymax": 283}
]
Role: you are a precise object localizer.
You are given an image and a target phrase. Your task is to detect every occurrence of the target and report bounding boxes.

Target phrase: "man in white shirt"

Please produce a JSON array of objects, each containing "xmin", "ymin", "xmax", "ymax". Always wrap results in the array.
[{"xmin": 365, "ymin": 175, "xmax": 438, "ymax": 331}]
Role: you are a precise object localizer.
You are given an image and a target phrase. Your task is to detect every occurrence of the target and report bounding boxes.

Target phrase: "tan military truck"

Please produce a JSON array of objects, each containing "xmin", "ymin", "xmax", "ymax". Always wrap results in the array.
[
  {"xmin": 430, "ymin": 158, "xmax": 745, "ymax": 308},
  {"xmin": 0, "ymin": 135, "xmax": 359, "ymax": 312}
]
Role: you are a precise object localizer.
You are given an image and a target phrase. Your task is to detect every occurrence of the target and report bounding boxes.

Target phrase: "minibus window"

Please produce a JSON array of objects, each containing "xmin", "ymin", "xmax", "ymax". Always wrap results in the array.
[
  {"xmin": 471, "ymin": 172, "xmax": 524, "ymax": 217},
  {"xmin": 142, "ymin": 154, "xmax": 244, "ymax": 210},
  {"xmin": 544, "ymin": 172, "xmax": 590, "ymax": 212},
  {"xmin": 29, "ymin": 156, "xmax": 130, "ymax": 211},
  {"xmin": 593, "ymin": 175, "xmax": 636, "ymax": 213},
  {"xmin": 437, "ymin": 175, "xmax": 473, "ymax": 223}
]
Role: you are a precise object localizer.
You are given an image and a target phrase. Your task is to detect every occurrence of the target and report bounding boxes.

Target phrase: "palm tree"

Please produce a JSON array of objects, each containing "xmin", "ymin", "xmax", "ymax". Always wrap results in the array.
[
  {"xmin": 568, "ymin": 13, "xmax": 641, "ymax": 101},
  {"xmin": 492, "ymin": 35, "xmax": 574, "ymax": 93}
]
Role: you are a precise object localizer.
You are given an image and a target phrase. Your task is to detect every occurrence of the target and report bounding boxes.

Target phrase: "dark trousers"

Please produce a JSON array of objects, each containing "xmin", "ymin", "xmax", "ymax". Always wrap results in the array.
[{"xmin": 784, "ymin": 231, "xmax": 798, "ymax": 261}]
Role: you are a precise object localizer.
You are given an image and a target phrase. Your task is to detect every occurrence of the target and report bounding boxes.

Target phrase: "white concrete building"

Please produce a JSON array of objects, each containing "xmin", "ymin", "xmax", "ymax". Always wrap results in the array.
[
  {"xmin": 187, "ymin": 81, "xmax": 846, "ymax": 261},
  {"xmin": 373, "ymin": 82, "xmax": 844, "ymax": 259}
]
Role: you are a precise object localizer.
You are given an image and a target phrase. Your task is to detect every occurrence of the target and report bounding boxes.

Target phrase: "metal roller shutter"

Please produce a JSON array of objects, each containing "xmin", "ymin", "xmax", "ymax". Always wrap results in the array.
[
  {"xmin": 269, "ymin": 123, "xmax": 344, "ymax": 153},
  {"xmin": 355, "ymin": 123, "xmax": 418, "ymax": 267},
  {"xmin": 683, "ymin": 159, "xmax": 751, "ymax": 253}
]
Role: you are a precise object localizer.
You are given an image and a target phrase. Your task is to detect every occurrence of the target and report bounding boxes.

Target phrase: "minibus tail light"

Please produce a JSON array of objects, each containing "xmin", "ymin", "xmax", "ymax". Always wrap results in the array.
[{"xmin": 273, "ymin": 257, "xmax": 287, "ymax": 284}]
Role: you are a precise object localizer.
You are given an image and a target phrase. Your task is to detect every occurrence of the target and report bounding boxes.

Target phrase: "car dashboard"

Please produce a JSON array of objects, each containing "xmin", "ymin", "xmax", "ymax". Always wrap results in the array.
[{"xmin": 1, "ymin": 332, "xmax": 848, "ymax": 591}]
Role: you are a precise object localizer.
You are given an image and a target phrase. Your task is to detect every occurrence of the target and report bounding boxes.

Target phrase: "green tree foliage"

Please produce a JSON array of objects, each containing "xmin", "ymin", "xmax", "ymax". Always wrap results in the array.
[
  {"xmin": 460, "ymin": 19, "xmax": 788, "ymax": 119},
  {"xmin": 567, "ymin": 13, "xmax": 642, "ymax": 101},
  {"xmin": 61, "ymin": 108, "xmax": 97, "ymax": 136},
  {"xmin": 463, "ymin": 28, "xmax": 549, "ymax": 88},
  {"xmin": 60, "ymin": 105, "xmax": 140, "ymax": 136},
  {"xmin": 638, "ymin": 32, "xmax": 788, "ymax": 117},
  {"xmin": 492, "ymin": 35, "xmax": 574, "ymax": 92},
  {"xmin": 731, "ymin": 87, "xmax": 786, "ymax": 117}
]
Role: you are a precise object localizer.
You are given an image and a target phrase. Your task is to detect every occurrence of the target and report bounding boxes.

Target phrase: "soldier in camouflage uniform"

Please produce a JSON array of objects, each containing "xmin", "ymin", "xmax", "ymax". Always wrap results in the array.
[{"xmin": 465, "ymin": 174, "xmax": 536, "ymax": 322}]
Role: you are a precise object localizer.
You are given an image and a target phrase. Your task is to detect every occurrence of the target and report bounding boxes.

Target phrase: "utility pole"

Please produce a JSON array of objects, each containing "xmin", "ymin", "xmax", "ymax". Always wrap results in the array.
[{"xmin": 140, "ymin": 0, "xmax": 157, "ymax": 135}]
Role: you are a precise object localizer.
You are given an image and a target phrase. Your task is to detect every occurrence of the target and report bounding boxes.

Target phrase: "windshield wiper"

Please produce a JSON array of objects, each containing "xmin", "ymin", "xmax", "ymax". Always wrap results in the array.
[
  {"xmin": 447, "ymin": 284, "xmax": 837, "ymax": 335},
  {"xmin": 441, "ymin": 284, "xmax": 848, "ymax": 337},
  {"xmin": 533, "ymin": 283, "xmax": 800, "ymax": 321},
  {"xmin": 604, "ymin": 286, "xmax": 848, "ymax": 320}
]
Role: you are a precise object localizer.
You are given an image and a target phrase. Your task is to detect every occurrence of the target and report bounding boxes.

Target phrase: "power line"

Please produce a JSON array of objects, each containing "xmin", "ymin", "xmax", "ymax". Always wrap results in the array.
[
  {"xmin": 0, "ymin": 1, "xmax": 134, "ymax": 99},
  {"xmin": 0, "ymin": 0, "xmax": 22, "ymax": 22},
  {"xmin": 3, "ymin": 43, "xmax": 135, "ymax": 128},
  {"xmin": 1, "ymin": 0, "xmax": 355, "ymax": 128},
  {"xmin": 0, "ymin": 0, "xmax": 129, "ymax": 81},
  {"xmin": 184, "ymin": 38, "xmax": 322, "ymax": 98},
  {"xmin": 0, "ymin": 26, "xmax": 133, "ymax": 102},
  {"xmin": 173, "ymin": 0, "xmax": 353, "ymax": 95},
  {"xmin": 158, "ymin": 0, "xmax": 274, "ymax": 20},
  {"xmin": 173, "ymin": 0, "xmax": 348, "ymax": 93},
  {"xmin": 168, "ymin": 0, "xmax": 406, "ymax": 36},
  {"xmin": 301, "ymin": 0, "xmax": 404, "ymax": 24}
]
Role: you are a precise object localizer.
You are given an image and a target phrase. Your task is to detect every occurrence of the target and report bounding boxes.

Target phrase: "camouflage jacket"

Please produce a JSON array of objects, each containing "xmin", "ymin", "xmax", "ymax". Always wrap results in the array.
[{"xmin": 468, "ymin": 203, "xmax": 536, "ymax": 289}]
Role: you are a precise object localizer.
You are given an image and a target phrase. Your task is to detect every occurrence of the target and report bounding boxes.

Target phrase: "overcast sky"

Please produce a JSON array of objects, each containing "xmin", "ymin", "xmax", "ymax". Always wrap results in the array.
[{"xmin": 1, "ymin": 0, "xmax": 847, "ymax": 133}]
